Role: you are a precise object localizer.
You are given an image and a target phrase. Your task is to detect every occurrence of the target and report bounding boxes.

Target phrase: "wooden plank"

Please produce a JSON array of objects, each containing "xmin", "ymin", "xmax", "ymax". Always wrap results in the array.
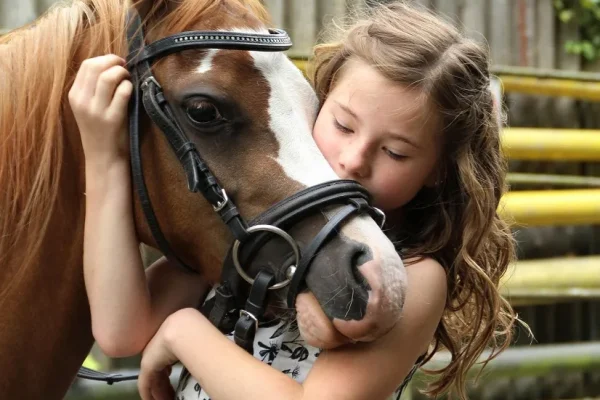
[
  {"xmin": 489, "ymin": 0, "xmax": 513, "ymax": 65},
  {"xmin": 553, "ymin": 8, "xmax": 581, "ymax": 128},
  {"xmin": 317, "ymin": 0, "xmax": 346, "ymax": 39},
  {"xmin": 0, "ymin": 0, "xmax": 37, "ymax": 30},
  {"xmin": 262, "ymin": 0, "xmax": 285, "ymax": 28},
  {"xmin": 550, "ymin": 2, "xmax": 582, "ymax": 175},
  {"xmin": 431, "ymin": 0, "xmax": 462, "ymax": 26},
  {"xmin": 524, "ymin": 0, "xmax": 536, "ymax": 66},
  {"xmin": 506, "ymin": 0, "xmax": 537, "ymax": 129},
  {"xmin": 35, "ymin": 0, "xmax": 58, "ymax": 14},
  {"xmin": 535, "ymin": 0, "xmax": 558, "ymax": 128},
  {"xmin": 412, "ymin": 0, "xmax": 431, "ymax": 7},
  {"xmin": 346, "ymin": 0, "xmax": 367, "ymax": 14},
  {"xmin": 286, "ymin": 0, "xmax": 317, "ymax": 58},
  {"xmin": 461, "ymin": 0, "xmax": 487, "ymax": 42},
  {"xmin": 535, "ymin": 0, "xmax": 555, "ymax": 69}
]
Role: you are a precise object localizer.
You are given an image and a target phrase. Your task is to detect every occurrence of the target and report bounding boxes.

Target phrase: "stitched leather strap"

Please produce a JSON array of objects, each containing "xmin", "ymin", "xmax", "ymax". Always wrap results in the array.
[
  {"xmin": 130, "ymin": 29, "xmax": 292, "ymax": 66},
  {"xmin": 205, "ymin": 284, "xmax": 237, "ymax": 333},
  {"xmin": 128, "ymin": 11, "xmax": 196, "ymax": 273},
  {"xmin": 286, "ymin": 201, "xmax": 366, "ymax": 308},
  {"xmin": 234, "ymin": 270, "xmax": 275, "ymax": 354}
]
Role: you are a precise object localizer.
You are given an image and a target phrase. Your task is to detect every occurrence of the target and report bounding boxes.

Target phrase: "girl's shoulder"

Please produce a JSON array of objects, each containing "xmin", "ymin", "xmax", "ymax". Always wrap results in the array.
[{"xmin": 403, "ymin": 255, "xmax": 447, "ymax": 280}]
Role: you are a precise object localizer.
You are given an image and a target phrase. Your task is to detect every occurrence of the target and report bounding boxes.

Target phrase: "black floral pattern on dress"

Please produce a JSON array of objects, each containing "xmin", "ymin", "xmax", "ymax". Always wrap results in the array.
[
  {"xmin": 178, "ymin": 369, "xmax": 191, "ymax": 392},
  {"xmin": 281, "ymin": 365, "xmax": 301, "ymax": 379},
  {"xmin": 257, "ymin": 340, "xmax": 280, "ymax": 365},
  {"xmin": 278, "ymin": 321, "xmax": 310, "ymax": 363}
]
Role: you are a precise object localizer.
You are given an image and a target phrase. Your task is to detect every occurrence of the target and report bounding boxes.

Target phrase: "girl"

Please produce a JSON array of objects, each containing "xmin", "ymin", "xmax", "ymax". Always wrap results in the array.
[{"xmin": 70, "ymin": 2, "xmax": 520, "ymax": 399}]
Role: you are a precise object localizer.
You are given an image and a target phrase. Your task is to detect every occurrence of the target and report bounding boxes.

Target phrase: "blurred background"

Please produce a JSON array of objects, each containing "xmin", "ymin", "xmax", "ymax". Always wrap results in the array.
[{"xmin": 2, "ymin": 0, "xmax": 600, "ymax": 399}]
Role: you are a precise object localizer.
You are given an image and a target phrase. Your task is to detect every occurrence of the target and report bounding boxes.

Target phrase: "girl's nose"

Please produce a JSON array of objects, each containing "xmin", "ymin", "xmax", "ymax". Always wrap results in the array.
[{"xmin": 339, "ymin": 145, "xmax": 370, "ymax": 179}]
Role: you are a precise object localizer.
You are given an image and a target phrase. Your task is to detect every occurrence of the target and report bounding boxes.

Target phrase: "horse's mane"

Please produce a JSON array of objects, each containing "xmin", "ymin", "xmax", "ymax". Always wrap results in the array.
[{"xmin": 0, "ymin": 0, "xmax": 269, "ymax": 299}]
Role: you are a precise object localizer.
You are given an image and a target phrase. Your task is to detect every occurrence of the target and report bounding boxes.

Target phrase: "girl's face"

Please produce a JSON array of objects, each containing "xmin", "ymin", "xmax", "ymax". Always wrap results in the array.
[{"xmin": 313, "ymin": 58, "xmax": 441, "ymax": 212}]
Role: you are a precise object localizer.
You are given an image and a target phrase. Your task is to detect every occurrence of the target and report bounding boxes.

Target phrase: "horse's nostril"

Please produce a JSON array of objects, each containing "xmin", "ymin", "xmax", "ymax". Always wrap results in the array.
[
  {"xmin": 351, "ymin": 246, "xmax": 372, "ymax": 292},
  {"xmin": 352, "ymin": 246, "xmax": 372, "ymax": 267}
]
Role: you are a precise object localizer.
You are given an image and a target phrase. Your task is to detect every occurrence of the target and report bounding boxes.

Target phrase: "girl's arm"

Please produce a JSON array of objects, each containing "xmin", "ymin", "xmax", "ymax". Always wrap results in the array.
[
  {"xmin": 70, "ymin": 54, "xmax": 208, "ymax": 358},
  {"xmin": 139, "ymin": 256, "xmax": 447, "ymax": 400}
]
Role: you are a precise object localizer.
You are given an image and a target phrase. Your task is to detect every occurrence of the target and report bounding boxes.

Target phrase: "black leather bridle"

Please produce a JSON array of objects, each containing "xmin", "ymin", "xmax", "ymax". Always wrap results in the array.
[{"xmin": 77, "ymin": 8, "xmax": 385, "ymax": 384}]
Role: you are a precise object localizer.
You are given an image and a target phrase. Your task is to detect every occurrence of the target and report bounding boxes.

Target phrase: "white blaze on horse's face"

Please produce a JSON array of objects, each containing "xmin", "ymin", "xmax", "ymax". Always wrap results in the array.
[
  {"xmin": 197, "ymin": 49, "xmax": 219, "ymax": 74},
  {"xmin": 249, "ymin": 51, "xmax": 338, "ymax": 186}
]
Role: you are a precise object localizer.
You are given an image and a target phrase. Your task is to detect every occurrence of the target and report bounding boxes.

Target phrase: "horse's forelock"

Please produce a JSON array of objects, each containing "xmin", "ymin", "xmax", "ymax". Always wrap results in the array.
[{"xmin": 148, "ymin": 0, "xmax": 271, "ymax": 38}]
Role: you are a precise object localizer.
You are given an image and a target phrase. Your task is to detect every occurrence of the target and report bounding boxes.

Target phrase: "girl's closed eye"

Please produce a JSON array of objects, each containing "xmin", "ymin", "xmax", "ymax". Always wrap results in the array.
[
  {"xmin": 333, "ymin": 118, "xmax": 353, "ymax": 134},
  {"xmin": 383, "ymin": 147, "xmax": 407, "ymax": 160}
]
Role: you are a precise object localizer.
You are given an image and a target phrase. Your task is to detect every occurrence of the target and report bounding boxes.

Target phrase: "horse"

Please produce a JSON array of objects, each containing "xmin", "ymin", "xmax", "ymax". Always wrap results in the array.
[{"xmin": 0, "ymin": 0, "xmax": 407, "ymax": 398}]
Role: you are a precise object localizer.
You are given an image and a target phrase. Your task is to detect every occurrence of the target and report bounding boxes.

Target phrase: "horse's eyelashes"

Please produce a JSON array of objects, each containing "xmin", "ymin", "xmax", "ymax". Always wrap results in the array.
[{"xmin": 185, "ymin": 100, "xmax": 222, "ymax": 125}]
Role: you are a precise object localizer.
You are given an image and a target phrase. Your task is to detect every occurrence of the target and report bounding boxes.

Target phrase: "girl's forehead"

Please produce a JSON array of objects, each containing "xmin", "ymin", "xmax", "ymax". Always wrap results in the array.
[{"xmin": 333, "ymin": 59, "xmax": 438, "ymax": 137}]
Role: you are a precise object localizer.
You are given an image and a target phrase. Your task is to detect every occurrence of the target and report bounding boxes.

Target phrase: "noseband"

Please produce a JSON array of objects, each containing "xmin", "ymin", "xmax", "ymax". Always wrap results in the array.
[{"xmin": 78, "ymin": 9, "xmax": 384, "ymax": 384}]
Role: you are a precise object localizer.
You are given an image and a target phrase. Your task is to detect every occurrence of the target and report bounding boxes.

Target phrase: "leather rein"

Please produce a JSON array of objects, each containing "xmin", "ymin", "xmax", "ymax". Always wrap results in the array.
[{"xmin": 77, "ymin": 9, "xmax": 384, "ymax": 384}]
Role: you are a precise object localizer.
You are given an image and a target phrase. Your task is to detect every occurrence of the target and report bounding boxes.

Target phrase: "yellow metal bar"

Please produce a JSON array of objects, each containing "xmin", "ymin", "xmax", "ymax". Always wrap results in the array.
[
  {"xmin": 501, "ymin": 256, "xmax": 600, "ymax": 301},
  {"xmin": 502, "ymin": 127, "xmax": 600, "ymax": 161},
  {"xmin": 498, "ymin": 75, "xmax": 600, "ymax": 101},
  {"xmin": 499, "ymin": 189, "xmax": 600, "ymax": 226},
  {"xmin": 491, "ymin": 65, "xmax": 600, "ymax": 82},
  {"xmin": 508, "ymin": 173, "xmax": 600, "ymax": 188}
]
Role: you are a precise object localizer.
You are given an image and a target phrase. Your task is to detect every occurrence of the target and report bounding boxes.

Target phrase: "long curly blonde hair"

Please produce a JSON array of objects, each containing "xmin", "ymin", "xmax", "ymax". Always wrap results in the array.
[{"xmin": 308, "ymin": 2, "xmax": 522, "ymax": 398}]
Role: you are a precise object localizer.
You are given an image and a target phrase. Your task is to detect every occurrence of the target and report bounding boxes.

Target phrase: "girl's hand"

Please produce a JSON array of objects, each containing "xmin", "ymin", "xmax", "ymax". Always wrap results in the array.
[
  {"xmin": 69, "ymin": 54, "xmax": 133, "ymax": 169},
  {"xmin": 138, "ymin": 318, "xmax": 180, "ymax": 400}
]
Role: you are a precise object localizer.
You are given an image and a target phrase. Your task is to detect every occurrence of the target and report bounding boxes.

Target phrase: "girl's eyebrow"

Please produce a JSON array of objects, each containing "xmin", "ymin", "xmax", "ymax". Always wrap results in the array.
[
  {"xmin": 387, "ymin": 131, "xmax": 420, "ymax": 149},
  {"xmin": 334, "ymin": 101, "xmax": 360, "ymax": 122}
]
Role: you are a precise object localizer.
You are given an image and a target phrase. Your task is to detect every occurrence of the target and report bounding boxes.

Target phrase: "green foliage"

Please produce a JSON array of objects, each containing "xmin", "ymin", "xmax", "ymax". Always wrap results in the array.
[{"xmin": 554, "ymin": 0, "xmax": 600, "ymax": 61}]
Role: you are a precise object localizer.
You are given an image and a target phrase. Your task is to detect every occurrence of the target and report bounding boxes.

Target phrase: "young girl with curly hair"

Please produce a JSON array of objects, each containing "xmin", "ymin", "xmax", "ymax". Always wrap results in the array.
[{"xmin": 70, "ymin": 1, "xmax": 521, "ymax": 399}]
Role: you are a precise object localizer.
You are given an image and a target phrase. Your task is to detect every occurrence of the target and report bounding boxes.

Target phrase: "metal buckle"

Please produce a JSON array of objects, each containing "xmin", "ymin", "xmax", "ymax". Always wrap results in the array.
[
  {"xmin": 239, "ymin": 309, "xmax": 259, "ymax": 332},
  {"xmin": 372, "ymin": 207, "xmax": 386, "ymax": 229},
  {"xmin": 232, "ymin": 224, "xmax": 300, "ymax": 290},
  {"xmin": 212, "ymin": 189, "xmax": 229, "ymax": 212},
  {"xmin": 140, "ymin": 76, "xmax": 162, "ymax": 91}
]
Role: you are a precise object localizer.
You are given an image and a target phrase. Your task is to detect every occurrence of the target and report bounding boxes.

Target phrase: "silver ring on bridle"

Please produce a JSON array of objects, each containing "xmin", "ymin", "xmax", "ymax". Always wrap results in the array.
[{"xmin": 232, "ymin": 224, "xmax": 300, "ymax": 290}]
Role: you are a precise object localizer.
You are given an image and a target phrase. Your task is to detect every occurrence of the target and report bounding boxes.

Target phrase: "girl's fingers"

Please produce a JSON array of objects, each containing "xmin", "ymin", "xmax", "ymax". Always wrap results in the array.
[
  {"xmin": 106, "ymin": 79, "xmax": 133, "ymax": 120},
  {"xmin": 138, "ymin": 371, "xmax": 173, "ymax": 400},
  {"xmin": 93, "ymin": 65, "xmax": 131, "ymax": 110},
  {"xmin": 75, "ymin": 55, "xmax": 126, "ymax": 104},
  {"xmin": 156, "ymin": 372, "xmax": 175, "ymax": 400},
  {"xmin": 138, "ymin": 373, "xmax": 152, "ymax": 400}
]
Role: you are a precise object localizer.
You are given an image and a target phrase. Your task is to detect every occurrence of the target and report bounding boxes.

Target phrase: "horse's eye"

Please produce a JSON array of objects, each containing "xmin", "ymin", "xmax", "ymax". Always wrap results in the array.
[{"xmin": 186, "ymin": 101, "xmax": 221, "ymax": 124}]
